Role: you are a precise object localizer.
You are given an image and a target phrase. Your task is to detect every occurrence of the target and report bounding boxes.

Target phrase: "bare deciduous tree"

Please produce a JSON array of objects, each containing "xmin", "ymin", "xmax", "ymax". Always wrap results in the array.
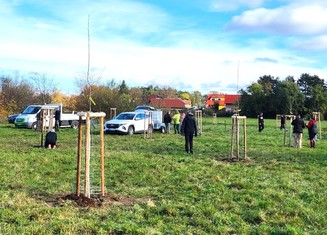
[{"xmin": 29, "ymin": 72, "xmax": 57, "ymax": 104}]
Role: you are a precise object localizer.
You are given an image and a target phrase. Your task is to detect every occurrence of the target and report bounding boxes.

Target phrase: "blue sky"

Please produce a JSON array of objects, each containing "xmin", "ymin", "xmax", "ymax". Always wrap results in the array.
[{"xmin": 1, "ymin": 0, "xmax": 327, "ymax": 94}]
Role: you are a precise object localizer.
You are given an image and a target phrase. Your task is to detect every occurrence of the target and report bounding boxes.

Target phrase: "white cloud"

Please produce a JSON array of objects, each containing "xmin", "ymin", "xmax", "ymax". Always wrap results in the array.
[
  {"xmin": 227, "ymin": 3, "xmax": 327, "ymax": 35},
  {"xmin": 0, "ymin": 0, "xmax": 326, "ymax": 95},
  {"xmin": 209, "ymin": 0, "xmax": 264, "ymax": 12},
  {"xmin": 292, "ymin": 35, "xmax": 327, "ymax": 50}
]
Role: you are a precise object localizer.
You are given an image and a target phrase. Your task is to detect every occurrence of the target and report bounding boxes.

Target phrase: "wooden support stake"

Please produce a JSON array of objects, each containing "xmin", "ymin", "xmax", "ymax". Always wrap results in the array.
[
  {"xmin": 230, "ymin": 115, "xmax": 247, "ymax": 160},
  {"xmin": 100, "ymin": 116, "xmax": 105, "ymax": 196},
  {"xmin": 76, "ymin": 116, "xmax": 83, "ymax": 196},
  {"xmin": 243, "ymin": 118, "xmax": 247, "ymax": 160},
  {"xmin": 48, "ymin": 109, "xmax": 54, "ymax": 131},
  {"xmin": 84, "ymin": 113, "xmax": 91, "ymax": 198},
  {"xmin": 230, "ymin": 118, "xmax": 234, "ymax": 160},
  {"xmin": 236, "ymin": 117, "xmax": 239, "ymax": 161},
  {"xmin": 289, "ymin": 116, "xmax": 294, "ymax": 147},
  {"xmin": 284, "ymin": 127, "xmax": 286, "ymax": 146}
]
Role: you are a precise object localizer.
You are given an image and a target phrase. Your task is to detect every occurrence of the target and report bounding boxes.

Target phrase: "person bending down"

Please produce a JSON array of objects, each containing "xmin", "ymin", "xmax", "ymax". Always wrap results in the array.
[{"xmin": 45, "ymin": 130, "xmax": 57, "ymax": 149}]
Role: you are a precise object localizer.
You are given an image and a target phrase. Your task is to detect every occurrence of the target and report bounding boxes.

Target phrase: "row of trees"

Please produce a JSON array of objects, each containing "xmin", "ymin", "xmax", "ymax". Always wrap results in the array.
[
  {"xmin": 239, "ymin": 73, "xmax": 327, "ymax": 119},
  {"xmin": 1, "ymin": 72, "xmax": 326, "ymax": 121},
  {"xmin": 0, "ymin": 72, "xmax": 202, "ymax": 121}
]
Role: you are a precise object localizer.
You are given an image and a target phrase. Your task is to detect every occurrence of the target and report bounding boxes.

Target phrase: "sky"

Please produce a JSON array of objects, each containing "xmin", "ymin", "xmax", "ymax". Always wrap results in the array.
[{"xmin": 1, "ymin": 0, "xmax": 327, "ymax": 95}]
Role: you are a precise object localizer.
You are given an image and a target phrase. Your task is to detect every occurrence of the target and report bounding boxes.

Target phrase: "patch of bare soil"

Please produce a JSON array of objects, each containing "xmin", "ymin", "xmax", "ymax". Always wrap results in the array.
[
  {"xmin": 36, "ymin": 193, "xmax": 150, "ymax": 208},
  {"xmin": 221, "ymin": 157, "xmax": 254, "ymax": 163}
]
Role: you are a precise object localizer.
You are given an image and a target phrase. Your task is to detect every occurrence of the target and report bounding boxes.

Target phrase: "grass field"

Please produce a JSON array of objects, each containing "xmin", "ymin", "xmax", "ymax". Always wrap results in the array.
[{"xmin": 0, "ymin": 117, "xmax": 327, "ymax": 234}]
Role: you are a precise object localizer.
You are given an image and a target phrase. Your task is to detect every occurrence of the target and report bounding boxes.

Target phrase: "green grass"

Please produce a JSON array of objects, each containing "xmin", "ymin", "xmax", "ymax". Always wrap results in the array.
[{"xmin": 0, "ymin": 118, "xmax": 327, "ymax": 234}]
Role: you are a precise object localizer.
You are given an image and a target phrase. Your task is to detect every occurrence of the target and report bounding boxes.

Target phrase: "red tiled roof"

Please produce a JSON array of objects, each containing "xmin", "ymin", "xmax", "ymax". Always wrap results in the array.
[
  {"xmin": 207, "ymin": 94, "xmax": 224, "ymax": 99},
  {"xmin": 225, "ymin": 94, "xmax": 240, "ymax": 104},
  {"xmin": 150, "ymin": 98, "xmax": 189, "ymax": 109}
]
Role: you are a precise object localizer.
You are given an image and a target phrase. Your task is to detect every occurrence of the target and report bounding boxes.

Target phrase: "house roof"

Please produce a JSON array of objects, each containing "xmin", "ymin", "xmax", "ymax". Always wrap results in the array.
[
  {"xmin": 206, "ymin": 93, "xmax": 240, "ymax": 106},
  {"xmin": 149, "ymin": 98, "xmax": 189, "ymax": 109},
  {"xmin": 225, "ymin": 94, "xmax": 240, "ymax": 104},
  {"xmin": 207, "ymin": 94, "xmax": 224, "ymax": 99}
]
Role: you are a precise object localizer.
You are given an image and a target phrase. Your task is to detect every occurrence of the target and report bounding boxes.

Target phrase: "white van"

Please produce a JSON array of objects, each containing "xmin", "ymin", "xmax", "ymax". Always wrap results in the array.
[{"xmin": 14, "ymin": 104, "xmax": 80, "ymax": 129}]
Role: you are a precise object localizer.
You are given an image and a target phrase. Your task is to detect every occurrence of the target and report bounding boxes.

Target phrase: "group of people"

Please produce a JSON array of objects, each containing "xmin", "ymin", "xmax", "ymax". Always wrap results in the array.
[
  {"xmin": 164, "ymin": 110, "xmax": 198, "ymax": 154},
  {"xmin": 291, "ymin": 114, "xmax": 318, "ymax": 148},
  {"xmin": 259, "ymin": 113, "xmax": 318, "ymax": 148},
  {"xmin": 163, "ymin": 110, "xmax": 187, "ymax": 135}
]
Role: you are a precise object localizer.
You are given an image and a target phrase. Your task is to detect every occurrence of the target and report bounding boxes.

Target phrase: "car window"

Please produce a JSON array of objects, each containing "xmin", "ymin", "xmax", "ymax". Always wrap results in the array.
[
  {"xmin": 22, "ymin": 106, "xmax": 41, "ymax": 114},
  {"xmin": 116, "ymin": 113, "xmax": 135, "ymax": 120},
  {"xmin": 135, "ymin": 113, "xmax": 144, "ymax": 120}
]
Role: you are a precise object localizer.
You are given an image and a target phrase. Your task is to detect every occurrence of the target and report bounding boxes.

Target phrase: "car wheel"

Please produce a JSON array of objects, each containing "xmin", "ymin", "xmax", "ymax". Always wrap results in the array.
[
  {"xmin": 32, "ymin": 122, "xmax": 37, "ymax": 130},
  {"xmin": 127, "ymin": 126, "xmax": 134, "ymax": 135},
  {"xmin": 71, "ymin": 121, "xmax": 79, "ymax": 129}
]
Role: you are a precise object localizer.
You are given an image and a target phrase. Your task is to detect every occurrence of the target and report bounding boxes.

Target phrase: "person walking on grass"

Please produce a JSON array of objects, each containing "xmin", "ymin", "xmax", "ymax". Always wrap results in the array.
[
  {"xmin": 291, "ymin": 114, "xmax": 305, "ymax": 148},
  {"xmin": 163, "ymin": 111, "xmax": 172, "ymax": 134},
  {"xmin": 258, "ymin": 112, "xmax": 264, "ymax": 132},
  {"xmin": 172, "ymin": 110, "xmax": 181, "ymax": 134},
  {"xmin": 181, "ymin": 111, "xmax": 197, "ymax": 154},
  {"xmin": 306, "ymin": 115, "xmax": 318, "ymax": 148}
]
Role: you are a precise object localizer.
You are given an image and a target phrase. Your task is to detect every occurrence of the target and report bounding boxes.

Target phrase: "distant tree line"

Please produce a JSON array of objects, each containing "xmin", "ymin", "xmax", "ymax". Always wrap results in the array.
[
  {"xmin": 2, "ymin": 71, "xmax": 326, "ymax": 121},
  {"xmin": 0, "ymin": 72, "xmax": 203, "ymax": 121},
  {"xmin": 239, "ymin": 73, "xmax": 327, "ymax": 119}
]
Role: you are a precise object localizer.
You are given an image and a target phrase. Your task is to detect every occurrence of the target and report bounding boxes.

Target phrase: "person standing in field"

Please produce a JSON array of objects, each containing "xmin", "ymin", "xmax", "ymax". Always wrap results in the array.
[
  {"xmin": 172, "ymin": 110, "xmax": 181, "ymax": 134},
  {"xmin": 291, "ymin": 114, "xmax": 305, "ymax": 148},
  {"xmin": 306, "ymin": 115, "xmax": 318, "ymax": 148},
  {"xmin": 163, "ymin": 111, "xmax": 172, "ymax": 134},
  {"xmin": 280, "ymin": 115, "xmax": 286, "ymax": 130},
  {"xmin": 258, "ymin": 112, "xmax": 264, "ymax": 132},
  {"xmin": 181, "ymin": 111, "xmax": 197, "ymax": 154},
  {"xmin": 55, "ymin": 108, "xmax": 61, "ymax": 132}
]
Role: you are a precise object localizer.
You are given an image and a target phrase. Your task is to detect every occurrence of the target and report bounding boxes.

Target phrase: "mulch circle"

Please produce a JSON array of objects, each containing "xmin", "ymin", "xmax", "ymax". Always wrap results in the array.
[
  {"xmin": 39, "ymin": 193, "xmax": 148, "ymax": 208},
  {"xmin": 221, "ymin": 157, "xmax": 254, "ymax": 163}
]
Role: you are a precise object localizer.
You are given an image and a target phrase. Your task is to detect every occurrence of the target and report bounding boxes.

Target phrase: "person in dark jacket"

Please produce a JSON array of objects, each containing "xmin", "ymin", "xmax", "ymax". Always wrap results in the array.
[
  {"xmin": 181, "ymin": 111, "xmax": 197, "ymax": 154},
  {"xmin": 45, "ymin": 130, "xmax": 57, "ymax": 149},
  {"xmin": 280, "ymin": 115, "xmax": 286, "ymax": 130},
  {"xmin": 55, "ymin": 108, "xmax": 61, "ymax": 132},
  {"xmin": 258, "ymin": 113, "xmax": 264, "ymax": 132},
  {"xmin": 306, "ymin": 115, "xmax": 318, "ymax": 148},
  {"xmin": 163, "ymin": 111, "xmax": 172, "ymax": 134},
  {"xmin": 291, "ymin": 114, "xmax": 305, "ymax": 148}
]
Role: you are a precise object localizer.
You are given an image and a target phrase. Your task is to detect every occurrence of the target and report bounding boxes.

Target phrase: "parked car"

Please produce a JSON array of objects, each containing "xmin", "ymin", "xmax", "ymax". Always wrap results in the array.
[
  {"xmin": 104, "ymin": 111, "xmax": 153, "ymax": 135},
  {"xmin": 7, "ymin": 113, "xmax": 20, "ymax": 124},
  {"xmin": 134, "ymin": 105, "xmax": 166, "ymax": 133}
]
